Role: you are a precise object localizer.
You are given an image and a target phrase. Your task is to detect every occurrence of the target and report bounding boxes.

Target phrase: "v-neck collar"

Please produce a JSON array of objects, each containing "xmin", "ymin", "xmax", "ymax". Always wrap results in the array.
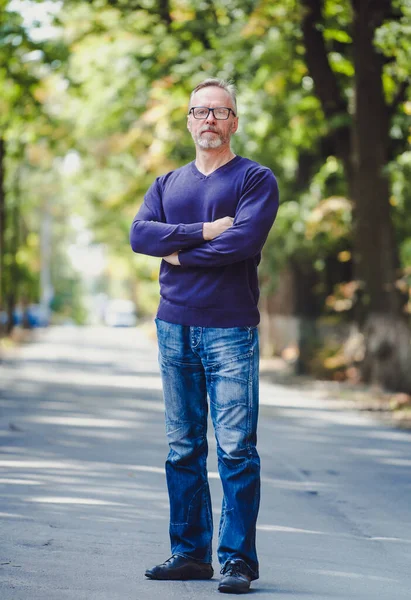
[{"xmin": 190, "ymin": 155, "xmax": 242, "ymax": 180}]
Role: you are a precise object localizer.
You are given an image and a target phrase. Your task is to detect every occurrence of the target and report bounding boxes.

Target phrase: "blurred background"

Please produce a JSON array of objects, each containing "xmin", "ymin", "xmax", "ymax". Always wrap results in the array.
[{"xmin": 1, "ymin": 0, "xmax": 411, "ymax": 393}]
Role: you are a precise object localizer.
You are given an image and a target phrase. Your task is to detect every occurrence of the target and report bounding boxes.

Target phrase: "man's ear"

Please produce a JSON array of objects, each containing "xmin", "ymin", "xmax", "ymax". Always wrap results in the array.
[
  {"xmin": 231, "ymin": 117, "xmax": 239, "ymax": 134},
  {"xmin": 187, "ymin": 116, "xmax": 191, "ymax": 132}
]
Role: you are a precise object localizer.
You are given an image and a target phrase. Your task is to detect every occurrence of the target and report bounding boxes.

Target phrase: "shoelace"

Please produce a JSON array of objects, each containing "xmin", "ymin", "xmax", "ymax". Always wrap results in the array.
[
  {"xmin": 162, "ymin": 554, "xmax": 178, "ymax": 566},
  {"xmin": 220, "ymin": 561, "xmax": 245, "ymax": 576}
]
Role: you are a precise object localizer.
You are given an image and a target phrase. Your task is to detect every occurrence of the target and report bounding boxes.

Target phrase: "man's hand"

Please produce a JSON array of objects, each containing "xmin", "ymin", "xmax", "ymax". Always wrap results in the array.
[
  {"xmin": 163, "ymin": 252, "xmax": 181, "ymax": 265},
  {"xmin": 203, "ymin": 216, "xmax": 234, "ymax": 241}
]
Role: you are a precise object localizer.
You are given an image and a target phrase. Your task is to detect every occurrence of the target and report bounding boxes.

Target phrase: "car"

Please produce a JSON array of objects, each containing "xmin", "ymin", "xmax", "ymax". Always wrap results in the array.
[
  {"xmin": 5, "ymin": 304, "xmax": 50, "ymax": 328},
  {"xmin": 104, "ymin": 299, "xmax": 137, "ymax": 327}
]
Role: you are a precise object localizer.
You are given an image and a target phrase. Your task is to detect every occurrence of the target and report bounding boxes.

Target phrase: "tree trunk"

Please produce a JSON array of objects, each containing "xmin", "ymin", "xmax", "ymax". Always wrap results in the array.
[
  {"xmin": 361, "ymin": 315, "xmax": 411, "ymax": 391},
  {"xmin": 6, "ymin": 168, "xmax": 21, "ymax": 335},
  {"xmin": 301, "ymin": 0, "xmax": 411, "ymax": 391},
  {"xmin": 350, "ymin": 0, "xmax": 411, "ymax": 391},
  {"xmin": 0, "ymin": 136, "xmax": 6, "ymax": 337},
  {"xmin": 0, "ymin": 137, "xmax": 5, "ymax": 315},
  {"xmin": 291, "ymin": 258, "xmax": 320, "ymax": 375},
  {"xmin": 351, "ymin": 0, "xmax": 401, "ymax": 314}
]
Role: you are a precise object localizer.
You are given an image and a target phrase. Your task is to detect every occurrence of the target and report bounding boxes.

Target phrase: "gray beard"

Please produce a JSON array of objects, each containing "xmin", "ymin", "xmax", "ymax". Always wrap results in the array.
[
  {"xmin": 197, "ymin": 136, "xmax": 223, "ymax": 149},
  {"xmin": 192, "ymin": 131, "xmax": 228, "ymax": 149}
]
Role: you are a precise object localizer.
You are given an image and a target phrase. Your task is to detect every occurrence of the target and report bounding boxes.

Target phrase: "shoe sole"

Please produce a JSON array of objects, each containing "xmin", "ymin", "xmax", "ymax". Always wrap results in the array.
[
  {"xmin": 145, "ymin": 570, "xmax": 214, "ymax": 581},
  {"xmin": 218, "ymin": 583, "xmax": 250, "ymax": 594}
]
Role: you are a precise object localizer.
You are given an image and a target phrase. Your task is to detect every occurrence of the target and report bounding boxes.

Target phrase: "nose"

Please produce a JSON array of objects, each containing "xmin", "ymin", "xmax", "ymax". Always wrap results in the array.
[{"xmin": 205, "ymin": 109, "xmax": 217, "ymax": 124}]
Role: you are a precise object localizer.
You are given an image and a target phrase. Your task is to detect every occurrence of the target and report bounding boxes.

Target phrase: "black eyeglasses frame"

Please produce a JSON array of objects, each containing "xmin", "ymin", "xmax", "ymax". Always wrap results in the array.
[{"xmin": 188, "ymin": 106, "xmax": 237, "ymax": 120}]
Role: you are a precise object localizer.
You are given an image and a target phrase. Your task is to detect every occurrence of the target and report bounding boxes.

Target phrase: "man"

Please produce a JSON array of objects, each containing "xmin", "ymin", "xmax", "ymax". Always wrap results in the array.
[{"xmin": 130, "ymin": 78, "xmax": 279, "ymax": 594}]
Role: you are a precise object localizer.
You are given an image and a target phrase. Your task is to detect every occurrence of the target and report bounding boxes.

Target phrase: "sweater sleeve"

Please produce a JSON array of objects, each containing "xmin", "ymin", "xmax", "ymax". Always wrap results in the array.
[
  {"xmin": 130, "ymin": 178, "xmax": 205, "ymax": 257},
  {"xmin": 178, "ymin": 168, "xmax": 279, "ymax": 268}
]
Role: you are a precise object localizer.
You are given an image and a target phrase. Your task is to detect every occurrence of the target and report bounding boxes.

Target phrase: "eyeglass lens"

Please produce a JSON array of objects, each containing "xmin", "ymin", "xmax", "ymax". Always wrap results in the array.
[{"xmin": 191, "ymin": 107, "xmax": 232, "ymax": 120}]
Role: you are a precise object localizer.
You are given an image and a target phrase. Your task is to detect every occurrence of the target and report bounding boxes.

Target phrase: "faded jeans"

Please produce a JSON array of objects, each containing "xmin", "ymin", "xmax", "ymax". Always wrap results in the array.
[{"xmin": 155, "ymin": 318, "xmax": 260, "ymax": 579}]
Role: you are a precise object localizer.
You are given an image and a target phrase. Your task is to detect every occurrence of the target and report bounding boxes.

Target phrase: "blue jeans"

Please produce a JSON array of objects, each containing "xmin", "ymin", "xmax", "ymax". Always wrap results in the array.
[{"xmin": 155, "ymin": 318, "xmax": 260, "ymax": 580}]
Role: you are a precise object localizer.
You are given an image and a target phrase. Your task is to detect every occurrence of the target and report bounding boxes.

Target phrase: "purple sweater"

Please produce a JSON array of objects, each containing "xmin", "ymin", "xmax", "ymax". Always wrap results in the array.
[{"xmin": 130, "ymin": 155, "xmax": 279, "ymax": 327}]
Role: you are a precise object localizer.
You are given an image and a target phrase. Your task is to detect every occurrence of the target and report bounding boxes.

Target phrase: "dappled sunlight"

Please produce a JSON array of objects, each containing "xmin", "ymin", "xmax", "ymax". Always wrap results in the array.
[
  {"xmin": 258, "ymin": 524, "xmax": 411, "ymax": 551},
  {"xmin": 4, "ymin": 381, "xmax": 45, "ymax": 396},
  {"xmin": 365, "ymin": 430, "xmax": 411, "ymax": 443},
  {"xmin": 0, "ymin": 478, "xmax": 42, "ymax": 485},
  {"xmin": 0, "ymin": 446, "xmax": 44, "ymax": 454},
  {"xmin": 379, "ymin": 458, "xmax": 411, "ymax": 466},
  {"xmin": 114, "ymin": 398, "xmax": 165, "ymax": 412},
  {"xmin": 0, "ymin": 453, "xmax": 172, "ymax": 524},
  {"xmin": 347, "ymin": 447, "xmax": 402, "ymax": 457},
  {"xmin": 1, "ymin": 471, "xmax": 163, "ymax": 490},
  {"xmin": 369, "ymin": 536, "xmax": 411, "ymax": 544},
  {"xmin": 0, "ymin": 420, "xmax": 172, "ymax": 521},
  {"xmin": 1, "ymin": 457, "xmax": 169, "ymax": 477},
  {"xmin": 14, "ymin": 367, "xmax": 163, "ymax": 391},
  {"xmin": 125, "ymin": 464, "xmax": 165, "ymax": 475},
  {"xmin": 66, "ymin": 485, "xmax": 168, "ymax": 501},
  {"xmin": 288, "ymin": 433, "xmax": 336, "ymax": 444},
  {"xmin": 258, "ymin": 524, "xmax": 330, "ymax": 536},
  {"xmin": 0, "ymin": 459, "xmax": 89, "ymax": 470},
  {"xmin": 100, "ymin": 408, "xmax": 154, "ymax": 420},
  {"xmin": 59, "ymin": 429, "xmax": 133, "ymax": 441},
  {"xmin": 55, "ymin": 439, "xmax": 94, "ymax": 448},
  {"xmin": 35, "ymin": 401, "xmax": 85, "ymax": 412},
  {"xmin": 207, "ymin": 469, "xmax": 335, "ymax": 490},
  {"xmin": 302, "ymin": 568, "xmax": 398, "ymax": 582},
  {"xmin": 26, "ymin": 496, "xmax": 130, "ymax": 506},
  {"xmin": 261, "ymin": 475, "xmax": 336, "ymax": 491},
  {"xmin": 267, "ymin": 407, "xmax": 377, "ymax": 427},
  {"xmin": 260, "ymin": 383, "xmax": 354, "ymax": 411},
  {"xmin": 22, "ymin": 415, "xmax": 143, "ymax": 429},
  {"xmin": 14, "ymin": 356, "xmax": 160, "ymax": 379}
]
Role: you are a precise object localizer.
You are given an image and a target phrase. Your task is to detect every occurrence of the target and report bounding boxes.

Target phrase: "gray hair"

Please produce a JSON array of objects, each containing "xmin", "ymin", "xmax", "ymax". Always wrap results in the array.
[{"xmin": 189, "ymin": 78, "xmax": 237, "ymax": 113}]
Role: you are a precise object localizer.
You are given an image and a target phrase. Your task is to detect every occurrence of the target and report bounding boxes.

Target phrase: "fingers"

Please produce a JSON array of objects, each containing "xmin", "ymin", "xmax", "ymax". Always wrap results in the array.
[
  {"xmin": 217, "ymin": 216, "xmax": 234, "ymax": 228},
  {"xmin": 204, "ymin": 216, "xmax": 234, "ymax": 241},
  {"xmin": 220, "ymin": 216, "xmax": 234, "ymax": 231}
]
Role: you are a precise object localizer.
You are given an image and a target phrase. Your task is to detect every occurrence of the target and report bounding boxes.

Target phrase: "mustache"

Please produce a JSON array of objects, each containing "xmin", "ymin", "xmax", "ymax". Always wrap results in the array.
[{"xmin": 200, "ymin": 126, "xmax": 218, "ymax": 133}]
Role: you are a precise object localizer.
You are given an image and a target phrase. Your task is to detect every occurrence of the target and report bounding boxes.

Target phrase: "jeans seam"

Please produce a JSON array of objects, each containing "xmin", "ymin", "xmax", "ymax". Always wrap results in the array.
[
  {"xmin": 202, "ymin": 450, "xmax": 213, "ymax": 558},
  {"xmin": 204, "ymin": 481, "xmax": 213, "ymax": 558},
  {"xmin": 160, "ymin": 354, "xmax": 199, "ymax": 367},
  {"xmin": 219, "ymin": 507, "xmax": 234, "ymax": 545},
  {"xmin": 246, "ymin": 342, "xmax": 254, "ymax": 455},
  {"xmin": 170, "ymin": 481, "xmax": 209, "ymax": 526},
  {"xmin": 207, "ymin": 351, "xmax": 253, "ymax": 372},
  {"xmin": 190, "ymin": 326, "xmax": 202, "ymax": 349}
]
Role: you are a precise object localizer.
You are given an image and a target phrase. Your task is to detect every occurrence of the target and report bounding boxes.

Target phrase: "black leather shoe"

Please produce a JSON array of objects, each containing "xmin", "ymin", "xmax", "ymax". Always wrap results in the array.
[
  {"xmin": 145, "ymin": 554, "xmax": 214, "ymax": 580},
  {"xmin": 218, "ymin": 561, "xmax": 251, "ymax": 594}
]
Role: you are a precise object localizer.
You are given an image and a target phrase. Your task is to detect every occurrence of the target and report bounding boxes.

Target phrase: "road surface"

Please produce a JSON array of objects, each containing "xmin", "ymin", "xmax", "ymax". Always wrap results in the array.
[{"xmin": 1, "ymin": 326, "xmax": 411, "ymax": 599}]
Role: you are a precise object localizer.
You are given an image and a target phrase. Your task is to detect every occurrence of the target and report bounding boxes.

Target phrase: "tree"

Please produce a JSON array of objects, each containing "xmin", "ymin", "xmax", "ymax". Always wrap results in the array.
[
  {"xmin": 300, "ymin": 0, "xmax": 411, "ymax": 390},
  {"xmin": 10, "ymin": 0, "xmax": 409, "ymax": 390},
  {"xmin": 0, "ymin": 0, "xmax": 69, "ymax": 332}
]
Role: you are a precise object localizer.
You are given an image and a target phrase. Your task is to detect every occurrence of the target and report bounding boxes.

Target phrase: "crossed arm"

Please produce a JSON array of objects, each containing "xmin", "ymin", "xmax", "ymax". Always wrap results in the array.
[
  {"xmin": 162, "ymin": 217, "xmax": 234, "ymax": 265},
  {"xmin": 129, "ymin": 170, "xmax": 279, "ymax": 267},
  {"xmin": 129, "ymin": 206, "xmax": 234, "ymax": 264}
]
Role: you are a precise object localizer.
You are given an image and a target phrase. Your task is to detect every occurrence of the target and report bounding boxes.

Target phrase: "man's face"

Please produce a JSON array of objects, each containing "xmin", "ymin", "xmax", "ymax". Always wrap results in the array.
[{"xmin": 187, "ymin": 86, "xmax": 238, "ymax": 150}]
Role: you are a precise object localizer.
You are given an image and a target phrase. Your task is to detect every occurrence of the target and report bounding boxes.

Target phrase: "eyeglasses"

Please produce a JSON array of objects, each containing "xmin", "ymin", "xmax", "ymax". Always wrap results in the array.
[{"xmin": 188, "ymin": 106, "xmax": 236, "ymax": 120}]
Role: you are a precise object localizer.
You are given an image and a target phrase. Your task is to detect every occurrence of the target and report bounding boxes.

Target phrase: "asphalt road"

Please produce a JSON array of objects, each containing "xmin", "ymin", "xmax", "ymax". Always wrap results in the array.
[{"xmin": 1, "ymin": 326, "xmax": 411, "ymax": 599}]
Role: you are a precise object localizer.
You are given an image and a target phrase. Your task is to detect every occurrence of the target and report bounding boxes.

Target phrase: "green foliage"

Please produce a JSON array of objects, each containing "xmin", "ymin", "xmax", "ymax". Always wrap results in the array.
[
  {"xmin": 2, "ymin": 0, "xmax": 411, "ymax": 325},
  {"xmin": 0, "ymin": 1, "xmax": 73, "ymax": 323}
]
